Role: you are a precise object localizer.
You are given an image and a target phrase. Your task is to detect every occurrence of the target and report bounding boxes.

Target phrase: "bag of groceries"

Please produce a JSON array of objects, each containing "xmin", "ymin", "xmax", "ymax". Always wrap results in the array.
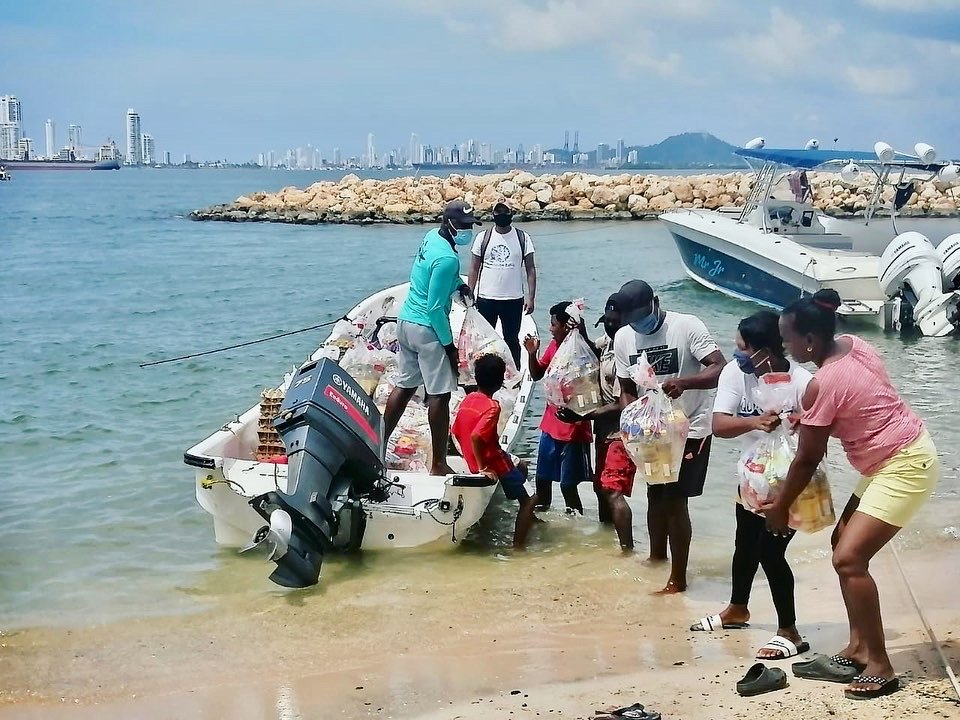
[
  {"xmin": 737, "ymin": 373, "xmax": 835, "ymax": 532},
  {"xmin": 339, "ymin": 341, "xmax": 388, "ymax": 396},
  {"xmin": 542, "ymin": 299, "xmax": 603, "ymax": 414},
  {"xmin": 457, "ymin": 306, "xmax": 519, "ymax": 386},
  {"xmin": 619, "ymin": 352, "xmax": 690, "ymax": 484}
]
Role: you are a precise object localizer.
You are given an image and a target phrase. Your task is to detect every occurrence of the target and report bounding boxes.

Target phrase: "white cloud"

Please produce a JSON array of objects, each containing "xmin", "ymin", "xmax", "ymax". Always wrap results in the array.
[
  {"xmin": 618, "ymin": 48, "xmax": 684, "ymax": 79},
  {"xmin": 845, "ymin": 65, "xmax": 914, "ymax": 95},
  {"xmin": 858, "ymin": 0, "xmax": 959, "ymax": 10}
]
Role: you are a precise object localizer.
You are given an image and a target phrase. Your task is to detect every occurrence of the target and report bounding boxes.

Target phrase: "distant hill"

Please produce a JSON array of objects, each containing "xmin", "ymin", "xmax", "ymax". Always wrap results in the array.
[
  {"xmin": 546, "ymin": 132, "xmax": 743, "ymax": 169},
  {"xmin": 625, "ymin": 132, "xmax": 741, "ymax": 168}
]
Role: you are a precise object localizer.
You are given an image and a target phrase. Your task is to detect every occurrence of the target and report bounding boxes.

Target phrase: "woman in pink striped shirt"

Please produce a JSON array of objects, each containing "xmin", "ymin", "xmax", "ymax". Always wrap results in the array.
[{"xmin": 764, "ymin": 289, "xmax": 939, "ymax": 701}]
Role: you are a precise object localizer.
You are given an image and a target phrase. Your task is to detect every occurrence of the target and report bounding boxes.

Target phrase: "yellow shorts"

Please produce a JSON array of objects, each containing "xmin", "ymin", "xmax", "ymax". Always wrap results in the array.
[{"xmin": 854, "ymin": 430, "xmax": 939, "ymax": 528}]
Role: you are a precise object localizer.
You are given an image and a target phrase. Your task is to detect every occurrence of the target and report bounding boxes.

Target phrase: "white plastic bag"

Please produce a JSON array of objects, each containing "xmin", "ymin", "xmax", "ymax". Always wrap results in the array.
[
  {"xmin": 737, "ymin": 373, "xmax": 835, "ymax": 532},
  {"xmin": 339, "ymin": 342, "xmax": 388, "ymax": 396},
  {"xmin": 457, "ymin": 307, "xmax": 519, "ymax": 386},
  {"xmin": 542, "ymin": 301, "xmax": 602, "ymax": 414},
  {"xmin": 619, "ymin": 352, "xmax": 690, "ymax": 484}
]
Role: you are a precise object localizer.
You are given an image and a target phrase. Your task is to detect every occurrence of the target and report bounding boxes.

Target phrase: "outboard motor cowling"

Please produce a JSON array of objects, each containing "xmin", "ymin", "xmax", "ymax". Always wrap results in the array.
[
  {"xmin": 879, "ymin": 232, "xmax": 958, "ymax": 337},
  {"xmin": 938, "ymin": 234, "xmax": 960, "ymax": 291},
  {"xmin": 248, "ymin": 359, "xmax": 384, "ymax": 588}
]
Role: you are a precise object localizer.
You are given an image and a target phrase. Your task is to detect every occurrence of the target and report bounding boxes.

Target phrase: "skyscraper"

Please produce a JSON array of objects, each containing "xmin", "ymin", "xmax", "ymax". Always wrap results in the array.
[
  {"xmin": 125, "ymin": 108, "xmax": 142, "ymax": 165},
  {"xmin": 366, "ymin": 133, "xmax": 375, "ymax": 169},
  {"xmin": 0, "ymin": 95, "xmax": 23, "ymax": 160},
  {"xmin": 44, "ymin": 119, "xmax": 56, "ymax": 158},
  {"xmin": 408, "ymin": 133, "xmax": 418, "ymax": 167},
  {"xmin": 68, "ymin": 124, "xmax": 82, "ymax": 151},
  {"xmin": 616, "ymin": 138, "xmax": 625, "ymax": 167},
  {"xmin": 142, "ymin": 133, "xmax": 155, "ymax": 164}
]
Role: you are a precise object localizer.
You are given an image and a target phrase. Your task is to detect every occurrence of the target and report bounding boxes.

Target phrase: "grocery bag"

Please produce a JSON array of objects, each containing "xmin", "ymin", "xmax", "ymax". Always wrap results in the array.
[
  {"xmin": 737, "ymin": 372, "xmax": 835, "ymax": 532},
  {"xmin": 619, "ymin": 352, "xmax": 690, "ymax": 484},
  {"xmin": 542, "ymin": 301, "xmax": 602, "ymax": 414},
  {"xmin": 456, "ymin": 306, "xmax": 519, "ymax": 386},
  {"xmin": 339, "ymin": 341, "xmax": 388, "ymax": 396}
]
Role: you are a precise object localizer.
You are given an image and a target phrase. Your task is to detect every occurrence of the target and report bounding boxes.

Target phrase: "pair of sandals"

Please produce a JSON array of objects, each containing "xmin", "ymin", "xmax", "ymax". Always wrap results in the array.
[
  {"xmin": 690, "ymin": 614, "xmax": 810, "ymax": 660},
  {"xmin": 793, "ymin": 654, "xmax": 900, "ymax": 700}
]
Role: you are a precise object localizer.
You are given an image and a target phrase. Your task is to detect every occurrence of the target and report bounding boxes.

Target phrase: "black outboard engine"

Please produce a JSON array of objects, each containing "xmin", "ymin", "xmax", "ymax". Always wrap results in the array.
[{"xmin": 247, "ymin": 358, "xmax": 384, "ymax": 588}]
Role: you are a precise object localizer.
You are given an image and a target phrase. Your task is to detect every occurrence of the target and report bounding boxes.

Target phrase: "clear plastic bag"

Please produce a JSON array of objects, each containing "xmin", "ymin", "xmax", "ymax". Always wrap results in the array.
[
  {"xmin": 619, "ymin": 353, "xmax": 690, "ymax": 484},
  {"xmin": 386, "ymin": 400, "xmax": 431, "ymax": 472},
  {"xmin": 457, "ymin": 307, "xmax": 519, "ymax": 386},
  {"xmin": 542, "ymin": 314, "xmax": 602, "ymax": 414},
  {"xmin": 737, "ymin": 373, "xmax": 835, "ymax": 532},
  {"xmin": 339, "ymin": 342, "xmax": 388, "ymax": 396}
]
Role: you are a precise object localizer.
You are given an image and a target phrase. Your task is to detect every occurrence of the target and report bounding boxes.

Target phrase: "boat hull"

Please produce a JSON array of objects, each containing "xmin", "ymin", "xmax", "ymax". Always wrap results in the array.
[{"xmin": 1, "ymin": 159, "xmax": 120, "ymax": 171}]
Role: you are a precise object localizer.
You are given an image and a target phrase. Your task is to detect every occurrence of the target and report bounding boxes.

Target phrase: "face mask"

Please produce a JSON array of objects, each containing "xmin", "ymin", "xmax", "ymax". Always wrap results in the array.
[
  {"xmin": 493, "ymin": 213, "xmax": 512, "ymax": 228},
  {"xmin": 629, "ymin": 310, "xmax": 659, "ymax": 335},
  {"xmin": 733, "ymin": 350, "xmax": 758, "ymax": 374},
  {"xmin": 454, "ymin": 228, "xmax": 473, "ymax": 246}
]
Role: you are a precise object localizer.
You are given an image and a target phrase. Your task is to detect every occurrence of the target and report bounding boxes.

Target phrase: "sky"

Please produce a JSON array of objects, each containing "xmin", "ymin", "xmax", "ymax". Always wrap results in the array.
[{"xmin": 2, "ymin": 0, "xmax": 959, "ymax": 162}]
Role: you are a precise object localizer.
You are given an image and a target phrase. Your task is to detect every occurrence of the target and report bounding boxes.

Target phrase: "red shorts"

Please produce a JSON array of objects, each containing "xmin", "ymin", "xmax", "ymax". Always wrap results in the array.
[{"xmin": 598, "ymin": 439, "xmax": 636, "ymax": 497}]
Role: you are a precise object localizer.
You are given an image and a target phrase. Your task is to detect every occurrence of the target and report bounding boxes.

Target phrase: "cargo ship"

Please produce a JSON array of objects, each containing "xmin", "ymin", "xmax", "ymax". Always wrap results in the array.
[{"xmin": 3, "ymin": 142, "xmax": 121, "ymax": 171}]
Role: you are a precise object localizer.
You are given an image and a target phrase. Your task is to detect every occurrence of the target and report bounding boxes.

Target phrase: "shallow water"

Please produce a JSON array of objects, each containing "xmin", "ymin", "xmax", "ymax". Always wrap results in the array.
[{"xmin": 1, "ymin": 168, "xmax": 959, "ymax": 631}]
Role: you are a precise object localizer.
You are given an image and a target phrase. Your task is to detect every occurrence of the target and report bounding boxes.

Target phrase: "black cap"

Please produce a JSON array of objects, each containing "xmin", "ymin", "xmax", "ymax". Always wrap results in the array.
[
  {"xmin": 617, "ymin": 279, "xmax": 655, "ymax": 324},
  {"xmin": 443, "ymin": 199, "xmax": 481, "ymax": 227},
  {"xmin": 595, "ymin": 293, "xmax": 623, "ymax": 327}
]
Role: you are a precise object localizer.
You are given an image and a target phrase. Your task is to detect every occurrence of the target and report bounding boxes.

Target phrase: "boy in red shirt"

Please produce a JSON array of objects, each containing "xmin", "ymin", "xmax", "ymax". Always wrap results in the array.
[{"xmin": 452, "ymin": 354, "xmax": 537, "ymax": 548}]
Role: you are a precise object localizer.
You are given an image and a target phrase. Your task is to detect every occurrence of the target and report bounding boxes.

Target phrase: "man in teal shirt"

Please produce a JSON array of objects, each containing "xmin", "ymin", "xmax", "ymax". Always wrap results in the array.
[{"xmin": 383, "ymin": 200, "xmax": 480, "ymax": 475}]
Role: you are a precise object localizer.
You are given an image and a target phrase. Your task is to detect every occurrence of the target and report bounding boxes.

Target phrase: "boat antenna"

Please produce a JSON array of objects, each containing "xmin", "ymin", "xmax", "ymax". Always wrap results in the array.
[{"xmin": 139, "ymin": 316, "xmax": 348, "ymax": 368}]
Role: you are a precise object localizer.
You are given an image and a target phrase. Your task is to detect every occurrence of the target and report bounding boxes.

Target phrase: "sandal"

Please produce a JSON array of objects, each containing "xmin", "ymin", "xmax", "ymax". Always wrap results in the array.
[
  {"xmin": 689, "ymin": 613, "xmax": 750, "ymax": 632},
  {"xmin": 595, "ymin": 703, "xmax": 661, "ymax": 720},
  {"xmin": 736, "ymin": 663, "xmax": 788, "ymax": 696},
  {"xmin": 756, "ymin": 635, "xmax": 810, "ymax": 660},
  {"xmin": 844, "ymin": 675, "xmax": 900, "ymax": 700},
  {"xmin": 791, "ymin": 654, "xmax": 860, "ymax": 683}
]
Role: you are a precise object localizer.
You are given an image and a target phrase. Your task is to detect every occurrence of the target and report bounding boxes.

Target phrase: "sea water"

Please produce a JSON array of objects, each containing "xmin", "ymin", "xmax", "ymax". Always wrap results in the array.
[{"xmin": 1, "ymin": 168, "xmax": 958, "ymax": 630}]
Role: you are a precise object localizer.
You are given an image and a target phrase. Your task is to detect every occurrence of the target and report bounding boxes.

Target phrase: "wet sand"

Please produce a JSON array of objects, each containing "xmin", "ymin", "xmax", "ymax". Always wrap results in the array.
[{"xmin": 2, "ymin": 534, "xmax": 958, "ymax": 719}]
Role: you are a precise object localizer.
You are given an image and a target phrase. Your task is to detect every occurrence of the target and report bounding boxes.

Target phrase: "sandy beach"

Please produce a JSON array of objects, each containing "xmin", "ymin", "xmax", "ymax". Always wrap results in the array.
[{"xmin": 3, "ymin": 533, "xmax": 957, "ymax": 720}]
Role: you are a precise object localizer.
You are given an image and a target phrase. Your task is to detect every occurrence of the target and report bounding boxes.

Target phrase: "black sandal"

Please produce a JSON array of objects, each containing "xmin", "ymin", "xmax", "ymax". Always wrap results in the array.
[{"xmin": 844, "ymin": 675, "xmax": 900, "ymax": 700}]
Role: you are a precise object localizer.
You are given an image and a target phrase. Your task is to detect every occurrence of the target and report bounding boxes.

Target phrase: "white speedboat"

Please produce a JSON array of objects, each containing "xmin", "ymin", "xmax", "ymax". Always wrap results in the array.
[
  {"xmin": 0, "ymin": 165, "xmax": 10, "ymax": 181},
  {"xmin": 660, "ymin": 143, "xmax": 960, "ymax": 336},
  {"xmin": 185, "ymin": 281, "xmax": 536, "ymax": 565}
]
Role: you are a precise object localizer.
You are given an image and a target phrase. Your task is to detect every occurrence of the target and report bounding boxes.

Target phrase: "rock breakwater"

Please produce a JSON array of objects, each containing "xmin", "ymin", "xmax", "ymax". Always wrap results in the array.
[{"xmin": 190, "ymin": 170, "xmax": 960, "ymax": 225}]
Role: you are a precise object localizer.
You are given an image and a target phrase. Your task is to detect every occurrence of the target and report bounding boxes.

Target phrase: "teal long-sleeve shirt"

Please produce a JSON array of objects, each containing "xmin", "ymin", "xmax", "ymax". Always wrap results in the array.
[{"xmin": 398, "ymin": 229, "xmax": 463, "ymax": 346}]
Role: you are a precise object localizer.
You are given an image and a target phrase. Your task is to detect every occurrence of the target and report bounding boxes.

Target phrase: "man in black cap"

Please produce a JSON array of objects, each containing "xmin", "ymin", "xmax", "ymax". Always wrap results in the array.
[
  {"xmin": 612, "ymin": 280, "xmax": 726, "ymax": 592},
  {"xmin": 466, "ymin": 199, "xmax": 536, "ymax": 367},
  {"xmin": 384, "ymin": 199, "xmax": 479, "ymax": 476}
]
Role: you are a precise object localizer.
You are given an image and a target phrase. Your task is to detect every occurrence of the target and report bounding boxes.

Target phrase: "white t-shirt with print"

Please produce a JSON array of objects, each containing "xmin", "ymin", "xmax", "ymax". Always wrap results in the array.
[
  {"xmin": 471, "ymin": 228, "xmax": 535, "ymax": 301},
  {"xmin": 613, "ymin": 311, "xmax": 720, "ymax": 439},
  {"xmin": 712, "ymin": 360, "xmax": 813, "ymax": 452}
]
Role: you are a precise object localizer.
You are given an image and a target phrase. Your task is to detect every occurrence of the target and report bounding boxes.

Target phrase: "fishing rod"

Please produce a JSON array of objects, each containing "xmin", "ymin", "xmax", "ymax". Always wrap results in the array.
[
  {"xmin": 889, "ymin": 544, "xmax": 960, "ymax": 702},
  {"xmin": 139, "ymin": 316, "xmax": 347, "ymax": 368}
]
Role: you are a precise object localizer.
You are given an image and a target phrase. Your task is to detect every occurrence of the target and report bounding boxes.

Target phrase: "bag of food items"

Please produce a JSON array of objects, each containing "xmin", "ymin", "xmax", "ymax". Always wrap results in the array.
[
  {"xmin": 339, "ymin": 341, "xmax": 389, "ymax": 396},
  {"xmin": 737, "ymin": 373, "xmax": 835, "ymax": 532},
  {"xmin": 457, "ymin": 307, "xmax": 519, "ymax": 386},
  {"xmin": 619, "ymin": 352, "xmax": 690, "ymax": 484},
  {"xmin": 542, "ymin": 300, "xmax": 603, "ymax": 414}
]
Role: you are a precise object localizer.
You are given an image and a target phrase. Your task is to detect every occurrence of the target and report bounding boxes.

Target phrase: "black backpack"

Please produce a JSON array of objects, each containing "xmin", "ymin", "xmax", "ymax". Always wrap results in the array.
[{"xmin": 476, "ymin": 228, "xmax": 529, "ymax": 288}]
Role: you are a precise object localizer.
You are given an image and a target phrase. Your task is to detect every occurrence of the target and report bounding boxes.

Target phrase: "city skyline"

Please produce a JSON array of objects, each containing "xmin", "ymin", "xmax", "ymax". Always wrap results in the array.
[{"xmin": 3, "ymin": 2, "xmax": 959, "ymax": 161}]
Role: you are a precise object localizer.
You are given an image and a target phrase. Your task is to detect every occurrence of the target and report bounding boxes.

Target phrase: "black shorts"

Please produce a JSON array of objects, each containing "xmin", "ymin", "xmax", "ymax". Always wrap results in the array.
[{"xmin": 647, "ymin": 435, "xmax": 712, "ymax": 501}]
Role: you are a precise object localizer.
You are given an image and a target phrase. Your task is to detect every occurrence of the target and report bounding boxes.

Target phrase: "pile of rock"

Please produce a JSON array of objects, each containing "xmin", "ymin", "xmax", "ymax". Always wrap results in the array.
[{"xmin": 189, "ymin": 169, "xmax": 960, "ymax": 225}]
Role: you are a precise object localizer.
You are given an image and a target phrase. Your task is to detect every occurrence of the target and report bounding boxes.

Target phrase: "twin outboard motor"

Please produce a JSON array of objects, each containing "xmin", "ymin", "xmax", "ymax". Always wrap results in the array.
[
  {"xmin": 246, "ymin": 358, "xmax": 384, "ymax": 588},
  {"xmin": 878, "ymin": 232, "xmax": 960, "ymax": 337}
]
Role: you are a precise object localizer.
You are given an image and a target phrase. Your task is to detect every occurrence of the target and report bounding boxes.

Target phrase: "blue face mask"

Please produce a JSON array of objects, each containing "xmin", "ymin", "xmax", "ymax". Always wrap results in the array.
[
  {"xmin": 453, "ymin": 227, "xmax": 473, "ymax": 246},
  {"xmin": 629, "ymin": 309, "xmax": 659, "ymax": 335},
  {"xmin": 734, "ymin": 349, "xmax": 768, "ymax": 375}
]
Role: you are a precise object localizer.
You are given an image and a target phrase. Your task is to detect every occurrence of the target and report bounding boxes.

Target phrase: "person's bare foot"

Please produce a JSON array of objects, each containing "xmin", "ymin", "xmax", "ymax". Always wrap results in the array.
[
  {"xmin": 642, "ymin": 556, "xmax": 668, "ymax": 567},
  {"xmin": 430, "ymin": 462, "xmax": 455, "ymax": 476},
  {"xmin": 718, "ymin": 604, "xmax": 751, "ymax": 627},
  {"xmin": 653, "ymin": 579, "xmax": 686, "ymax": 595}
]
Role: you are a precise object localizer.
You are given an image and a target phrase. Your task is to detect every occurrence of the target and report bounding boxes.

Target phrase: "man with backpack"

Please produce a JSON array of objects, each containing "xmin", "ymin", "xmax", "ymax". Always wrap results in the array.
[{"xmin": 467, "ymin": 200, "xmax": 537, "ymax": 367}]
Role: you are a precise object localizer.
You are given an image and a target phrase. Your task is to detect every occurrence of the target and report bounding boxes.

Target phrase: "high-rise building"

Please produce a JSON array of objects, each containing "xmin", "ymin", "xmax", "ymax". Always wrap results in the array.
[
  {"xmin": 333, "ymin": 147, "xmax": 341, "ymax": 166},
  {"xmin": 0, "ymin": 95, "xmax": 23, "ymax": 160},
  {"xmin": 44, "ymin": 119, "xmax": 56, "ymax": 158},
  {"xmin": 597, "ymin": 143, "xmax": 610, "ymax": 164},
  {"xmin": 18, "ymin": 137, "xmax": 34, "ymax": 159},
  {"xmin": 125, "ymin": 109, "xmax": 142, "ymax": 165},
  {"xmin": 408, "ymin": 133, "xmax": 418, "ymax": 167},
  {"xmin": 163, "ymin": 151, "xmax": 172, "ymax": 165},
  {"xmin": 616, "ymin": 138, "xmax": 625, "ymax": 166},
  {"xmin": 68, "ymin": 124, "xmax": 82, "ymax": 151},
  {"xmin": 366, "ymin": 133, "xmax": 375, "ymax": 169},
  {"xmin": 142, "ymin": 133, "xmax": 155, "ymax": 164},
  {"xmin": 268, "ymin": 150, "xmax": 276, "ymax": 168}
]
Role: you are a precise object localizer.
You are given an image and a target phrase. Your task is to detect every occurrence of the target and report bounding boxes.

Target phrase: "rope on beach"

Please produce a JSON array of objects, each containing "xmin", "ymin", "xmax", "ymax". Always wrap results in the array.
[
  {"xmin": 889, "ymin": 544, "xmax": 960, "ymax": 702},
  {"xmin": 139, "ymin": 316, "xmax": 348, "ymax": 368}
]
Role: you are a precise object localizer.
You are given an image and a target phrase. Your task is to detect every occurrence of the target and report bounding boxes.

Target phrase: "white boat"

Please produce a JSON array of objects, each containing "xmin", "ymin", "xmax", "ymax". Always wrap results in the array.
[
  {"xmin": 185, "ymin": 281, "xmax": 537, "ymax": 556},
  {"xmin": 0, "ymin": 165, "xmax": 10, "ymax": 181},
  {"xmin": 659, "ymin": 143, "xmax": 960, "ymax": 336}
]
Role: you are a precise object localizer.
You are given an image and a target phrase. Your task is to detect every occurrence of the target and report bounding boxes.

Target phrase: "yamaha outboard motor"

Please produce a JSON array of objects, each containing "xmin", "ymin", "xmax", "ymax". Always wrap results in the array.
[{"xmin": 247, "ymin": 358, "xmax": 384, "ymax": 588}]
